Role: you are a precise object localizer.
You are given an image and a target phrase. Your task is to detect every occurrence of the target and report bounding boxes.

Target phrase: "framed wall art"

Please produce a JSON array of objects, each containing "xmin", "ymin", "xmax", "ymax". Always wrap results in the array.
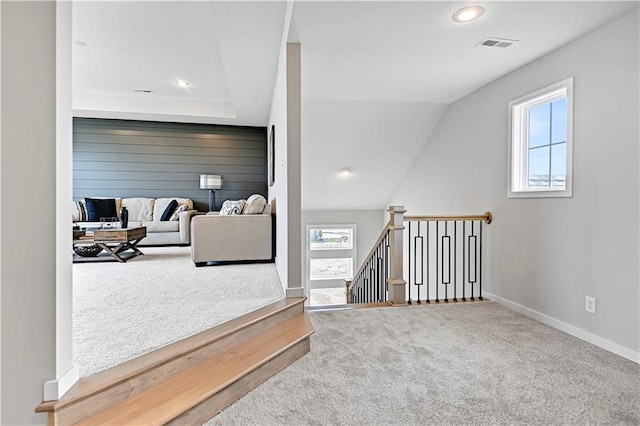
[{"xmin": 268, "ymin": 124, "xmax": 275, "ymax": 187}]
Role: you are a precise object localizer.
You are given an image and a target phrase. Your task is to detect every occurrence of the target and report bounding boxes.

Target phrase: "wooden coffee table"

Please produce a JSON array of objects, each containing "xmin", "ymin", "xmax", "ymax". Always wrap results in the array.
[{"xmin": 73, "ymin": 227, "xmax": 147, "ymax": 263}]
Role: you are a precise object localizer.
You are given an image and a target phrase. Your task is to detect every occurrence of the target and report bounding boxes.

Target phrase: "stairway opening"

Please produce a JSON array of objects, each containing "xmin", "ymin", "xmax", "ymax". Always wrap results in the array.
[{"xmin": 305, "ymin": 224, "xmax": 356, "ymax": 307}]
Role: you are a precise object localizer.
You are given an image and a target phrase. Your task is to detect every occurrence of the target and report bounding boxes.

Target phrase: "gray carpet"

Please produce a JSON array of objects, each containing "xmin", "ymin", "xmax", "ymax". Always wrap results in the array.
[
  {"xmin": 73, "ymin": 246, "xmax": 283, "ymax": 377},
  {"xmin": 206, "ymin": 301, "xmax": 639, "ymax": 425}
]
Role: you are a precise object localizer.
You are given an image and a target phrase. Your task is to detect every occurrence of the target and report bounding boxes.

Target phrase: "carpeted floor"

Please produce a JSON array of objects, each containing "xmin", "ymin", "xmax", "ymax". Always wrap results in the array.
[
  {"xmin": 73, "ymin": 246, "xmax": 284, "ymax": 378},
  {"xmin": 206, "ymin": 301, "xmax": 639, "ymax": 425}
]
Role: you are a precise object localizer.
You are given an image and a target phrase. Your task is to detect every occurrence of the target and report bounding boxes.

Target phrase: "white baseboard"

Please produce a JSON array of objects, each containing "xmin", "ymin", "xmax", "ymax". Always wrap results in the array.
[
  {"xmin": 285, "ymin": 287, "xmax": 305, "ymax": 298},
  {"xmin": 484, "ymin": 292, "xmax": 639, "ymax": 364},
  {"xmin": 43, "ymin": 364, "xmax": 79, "ymax": 401}
]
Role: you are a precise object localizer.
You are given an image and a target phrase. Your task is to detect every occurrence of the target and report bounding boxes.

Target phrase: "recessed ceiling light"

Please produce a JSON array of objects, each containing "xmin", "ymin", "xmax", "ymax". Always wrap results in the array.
[
  {"xmin": 338, "ymin": 167, "xmax": 351, "ymax": 177},
  {"xmin": 175, "ymin": 79, "xmax": 190, "ymax": 88},
  {"xmin": 452, "ymin": 6, "xmax": 485, "ymax": 23},
  {"xmin": 74, "ymin": 40, "xmax": 87, "ymax": 47}
]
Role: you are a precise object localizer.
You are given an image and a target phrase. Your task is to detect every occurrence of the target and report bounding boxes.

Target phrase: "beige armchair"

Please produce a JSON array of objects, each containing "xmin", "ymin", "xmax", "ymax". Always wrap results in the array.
[{"xmin": 190, "ymin": 205, "xmax": 273, "ymax": 266}]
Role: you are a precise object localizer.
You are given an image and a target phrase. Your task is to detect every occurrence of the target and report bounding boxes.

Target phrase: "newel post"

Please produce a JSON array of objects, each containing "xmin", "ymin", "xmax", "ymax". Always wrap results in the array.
[
  {"xmin": 344, "ymin": 280, "xmax": 353, "ymax": 303},
  {"xmin": 387, "ymin": 206, "xmax": 407, "ymax": 305}
]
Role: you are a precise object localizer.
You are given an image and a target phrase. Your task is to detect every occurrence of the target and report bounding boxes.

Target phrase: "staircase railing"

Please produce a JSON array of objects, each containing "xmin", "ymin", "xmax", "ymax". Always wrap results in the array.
[
  {"xmin": 405, "ymin": 212, "xmax": 492, "ymax": 304},
  {"xmin": 345, "ymin": 221, "xmax": 390, "ymax": 304},
  {"xmin": 346, "ymin": 206, "xmax": 492, "ymax": 305}
]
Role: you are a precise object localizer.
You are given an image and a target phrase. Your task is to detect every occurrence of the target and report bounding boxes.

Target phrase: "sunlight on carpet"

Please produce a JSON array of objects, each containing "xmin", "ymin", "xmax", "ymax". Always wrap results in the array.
[
  {"xmin": 309, "ymin": 287, "xmax": 346, "ymax": 306},
  {"xmin": 73, "ymin": 246, "xmax": 284, "ymax": 378}
]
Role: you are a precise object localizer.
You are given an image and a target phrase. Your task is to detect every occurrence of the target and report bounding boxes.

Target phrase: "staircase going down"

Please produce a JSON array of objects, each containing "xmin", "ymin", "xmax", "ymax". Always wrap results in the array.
[{"xmin": 36, "ymin": 298, "xmax": 313, "ymax": 425}]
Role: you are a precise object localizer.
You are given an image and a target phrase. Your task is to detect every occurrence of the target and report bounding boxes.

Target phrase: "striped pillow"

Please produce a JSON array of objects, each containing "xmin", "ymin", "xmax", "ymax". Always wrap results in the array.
[{"xmin": 72, "ymin": 200, "xmax": 88, "ymax": 222}]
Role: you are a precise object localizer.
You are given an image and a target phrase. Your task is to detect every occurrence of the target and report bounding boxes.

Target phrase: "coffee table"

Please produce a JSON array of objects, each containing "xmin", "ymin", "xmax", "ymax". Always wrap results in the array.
[{"xmin": 73, "ymin": 227, "xmax": 147, "ymax": 263}]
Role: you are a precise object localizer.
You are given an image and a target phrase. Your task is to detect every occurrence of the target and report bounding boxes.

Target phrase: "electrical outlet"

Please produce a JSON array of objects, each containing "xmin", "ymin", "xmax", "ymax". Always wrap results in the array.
[{"xmin": 585, "ymin": 296, "xmax": 596, "ymax": 314}]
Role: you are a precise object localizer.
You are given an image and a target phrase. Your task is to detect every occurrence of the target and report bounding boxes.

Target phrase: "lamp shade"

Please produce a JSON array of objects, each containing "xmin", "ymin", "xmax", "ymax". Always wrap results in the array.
[{"xmin": 200, "ymin": 174, "xmax": 223, "ymax": 190}]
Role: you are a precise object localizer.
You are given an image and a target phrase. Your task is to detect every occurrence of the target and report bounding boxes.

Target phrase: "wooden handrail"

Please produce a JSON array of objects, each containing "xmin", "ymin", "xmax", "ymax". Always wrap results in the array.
[
  {"xmin": 346, "ymin": 219, "xmax": 391, "ymax": 290},
  {"xmin": 404, "ymin": 211, "xmax": 492, "ymax": 224}
]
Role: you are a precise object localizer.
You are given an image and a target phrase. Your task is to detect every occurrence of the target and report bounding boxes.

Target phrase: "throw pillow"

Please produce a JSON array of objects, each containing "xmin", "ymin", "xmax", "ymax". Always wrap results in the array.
[
  {"xmin": 72, "ymin": 200, "xmax": 88, "ymax": 222},
  {"xmin": 169, "ymin": 204, "xmax": 190, "ymax": 221},
  {"xmin": 242, "ymin": 194, "xmax": 267, "ymax": 214},
  {"xmin": 85, "ymin": 198, "xmax": 117, "ymax": 222},
  {"xmin": 219, "ymin": 200, "xmax": 245, "ymax": 215},
  {"xmin": 160, "ymin": 199, "xmax": 178, "ymax": 221}
]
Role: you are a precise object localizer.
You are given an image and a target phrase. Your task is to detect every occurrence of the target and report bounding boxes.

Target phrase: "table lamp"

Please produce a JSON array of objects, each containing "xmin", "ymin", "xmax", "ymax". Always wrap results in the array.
[{"xmin": 200, "ymin": 174, "xmax": 223, "ymax": 211}]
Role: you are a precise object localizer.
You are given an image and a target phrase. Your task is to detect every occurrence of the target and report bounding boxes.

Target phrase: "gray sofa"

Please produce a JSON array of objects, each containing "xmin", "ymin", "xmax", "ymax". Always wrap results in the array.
[
  {"xmin": 190, "ymin": 204, "xmax": 272, "ymax": 265},
  {"xmin": 73, "ymin": 197, "xmax": 197, "ymax": 246}
]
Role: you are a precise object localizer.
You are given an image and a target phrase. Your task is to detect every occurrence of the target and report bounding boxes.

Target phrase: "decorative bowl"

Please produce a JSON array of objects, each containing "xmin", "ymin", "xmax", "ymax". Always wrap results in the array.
[{"xmin": 73, "ymin": 244, "xmax": 103, "ymax": 257}]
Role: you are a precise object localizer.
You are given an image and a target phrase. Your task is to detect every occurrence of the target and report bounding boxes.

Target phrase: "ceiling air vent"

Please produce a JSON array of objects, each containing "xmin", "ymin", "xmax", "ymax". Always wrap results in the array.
[
  {"xmin": 477, "ymin": 37, "xmax": 518, "ymax": 48},
  {"xmin": 133, "ymin": 88, "xmax": 153, "ymax": 94}
]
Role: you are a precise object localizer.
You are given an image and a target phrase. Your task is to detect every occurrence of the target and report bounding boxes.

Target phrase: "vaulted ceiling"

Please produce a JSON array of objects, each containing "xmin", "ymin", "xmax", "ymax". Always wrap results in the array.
[{"xmin": 72, "ymin": 1, "xmax": 638, "ymax": 210}]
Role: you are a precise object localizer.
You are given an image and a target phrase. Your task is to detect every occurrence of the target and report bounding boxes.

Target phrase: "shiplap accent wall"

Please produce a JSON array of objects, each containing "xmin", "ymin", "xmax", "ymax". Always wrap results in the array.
[{"xmin": 73, "ymin": 118, "xmax": 267, "ymax": 211}]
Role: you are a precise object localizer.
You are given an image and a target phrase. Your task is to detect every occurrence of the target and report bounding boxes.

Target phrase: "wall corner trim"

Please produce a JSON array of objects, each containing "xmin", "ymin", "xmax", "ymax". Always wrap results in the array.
[
  {"xmin": 43, "ymin": 364, "xmax": 79, "ymax": 401},
  {"xmin": 484, "ymin": 292, "xmax": 640, "ymax": 364}
]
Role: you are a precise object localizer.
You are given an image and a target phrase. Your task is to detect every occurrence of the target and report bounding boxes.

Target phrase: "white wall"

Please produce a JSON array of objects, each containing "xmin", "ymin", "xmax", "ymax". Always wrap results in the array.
[
  {"xmin": 267, "ymin": 3, "xmax": 303, "ymax": 296},
  {"xmin": 1, "ymin": 2, "xmax": 75, "ymax": 422},
  {"xmin": 285, "ymin": 43, "xmax": 302, "ymax": 297},
  {"xmin": 301, "ymin": 99, "xmax": 446, "ymax": 210},
  {"xmin": 0, "ymin": 3, "xmax": 3, "ymax": 421},
  {"xmin": 388, "ymin": 11, "xmax": 639, "ymax": 360},
  {"xmin": 2, "ymin": 2, "xmax": 59, "ymax": 423},
  {"xmin": 52, "ymin": 0, "xmax": 76, "ymax": 398},
  {"xmin": 268, "ymin": 38, "xmax": 290, "ymax": 292}
]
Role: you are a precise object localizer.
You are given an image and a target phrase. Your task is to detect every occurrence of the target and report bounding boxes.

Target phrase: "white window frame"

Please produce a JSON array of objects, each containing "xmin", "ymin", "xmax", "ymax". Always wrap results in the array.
[
  {"xmin": 305, "ymin": 223, "xmax": 357, "ymax": 290},
  {"xmin": 508, "ymin": 77, "xmax": 574, "ymax": 198},
  {"xmin": 309, "ymin": 227, "xmax": 354, "ymax": 251}
]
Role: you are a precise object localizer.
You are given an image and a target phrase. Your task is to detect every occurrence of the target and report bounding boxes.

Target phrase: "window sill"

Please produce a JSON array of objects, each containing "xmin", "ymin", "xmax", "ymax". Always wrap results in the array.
[{"xmin": 507, "ymin": 189, "xmax": 572, "ymax": 198}]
